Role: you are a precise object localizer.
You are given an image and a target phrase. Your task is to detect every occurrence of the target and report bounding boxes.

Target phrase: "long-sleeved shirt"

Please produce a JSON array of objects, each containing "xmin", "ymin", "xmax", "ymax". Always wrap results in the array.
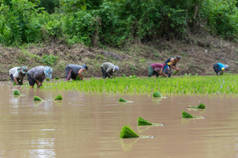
[{"xmin": 101, "ymin": 62, "xmax": 116, "ymax": 73}]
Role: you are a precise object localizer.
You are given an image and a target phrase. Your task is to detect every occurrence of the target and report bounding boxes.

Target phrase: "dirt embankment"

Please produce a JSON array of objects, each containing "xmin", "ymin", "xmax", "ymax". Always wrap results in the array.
[{"xmin": 0, "ymin": 32, "xmax": 238, "ymax": 81}]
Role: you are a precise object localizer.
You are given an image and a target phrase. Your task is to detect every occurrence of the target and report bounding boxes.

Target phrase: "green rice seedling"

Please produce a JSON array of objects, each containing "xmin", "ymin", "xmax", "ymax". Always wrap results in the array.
[
  {"xmin": 119, "ymin": 97, "xmax": 127, "ymax": 102},
  {"xmin": 197, "ymin": 103, "xmax": 206, "ymax": 109},
  {"xmin": 55, "ymin": 95, "xmax": 63, "ymax": 101},
  {"xmin": 182, "ymin": 111, "xmax": 193, "ymax": 118},
  {"xmin": 34, "ymin": 96, "xmax": 42, "ymax": 101},
  {"xmin": 39, "ymin": 74, "xmax": 238, "ymax": 95},
  {"xmin": 153, "ymin": 92, "xmax": 161, "ymax": 98},
  {"xmin": 120, "ymin": 126, "xmax": 139, "ymax": 139},
  {"xmin": 13, "ymin": 90, "xmax": 20, "ymax": 96},
  {"xmin": 138, "ymin": 117, "xmax": 152, "ymax": 126}
]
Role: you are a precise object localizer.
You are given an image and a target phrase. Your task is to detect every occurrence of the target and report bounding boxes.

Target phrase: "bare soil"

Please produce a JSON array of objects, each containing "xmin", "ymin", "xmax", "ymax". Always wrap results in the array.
[{"xmin": 0, "ymin": 32, "xmax": 238, "ymax": 80}]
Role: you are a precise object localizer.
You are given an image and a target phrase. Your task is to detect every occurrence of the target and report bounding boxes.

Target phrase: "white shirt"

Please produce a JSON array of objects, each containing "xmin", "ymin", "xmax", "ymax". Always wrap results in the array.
[{"xmin": 9, "ymin": 67, "xmax": 20, "ymax": 78}]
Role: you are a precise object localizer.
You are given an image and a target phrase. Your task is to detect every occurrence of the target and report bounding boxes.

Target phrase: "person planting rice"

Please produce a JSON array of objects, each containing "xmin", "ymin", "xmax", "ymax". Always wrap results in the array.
[
  {"xmin": 163, "ymin": 56, "xmax": 181, "ymax": 77},
  {"xmin": 101, "ymin": 62, "xmax": 119, "ymax": 78},
  {"xmin": 213, "ymin": 62, "xmax": 229, "ymax": 75},
  {"xmin": 27, "ymin": 66, "xmax": 53, "ymax": 88},
  {"xmin": 148, "ymin": 63, "xmax": 168, "ymax": 77},
  {"xmin": 65, "ymin": 64, "xmax": 88, "ymax": 81},
  {"xmin": 9, "ymin": 66, "xmax": 28, "ymax": 85}
]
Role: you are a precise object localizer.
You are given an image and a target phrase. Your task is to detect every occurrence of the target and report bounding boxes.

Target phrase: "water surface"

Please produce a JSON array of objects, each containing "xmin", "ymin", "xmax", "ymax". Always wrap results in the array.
[{"xmin": 0, "ymin": 82, "xmax": 237, "ymax": 158}]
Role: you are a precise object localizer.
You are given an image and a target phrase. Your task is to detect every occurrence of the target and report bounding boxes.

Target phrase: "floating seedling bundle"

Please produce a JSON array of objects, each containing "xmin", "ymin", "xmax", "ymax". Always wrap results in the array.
[
  {"xmin": 34, "ymin": 96, "xmax": 42, "ymax": 101},
  {"xmin": 55, "ymin": 95, "xmax": 63, "ymax": 101},
  {"xmin": 13, "ymin": 90, "xmax": 20, "ymax": 96},
  {"xmin": 197, "ymin": 103, "xmax": 206, "ymax": 109},
  {"xmin": 182, "ymin": 111, "xmax": 193, "ymax": 118},
  {"xmin": 138, "ymin": 117, "xmax": 152, "ymax": 126},
  {"xmin": 188, "ymin": 103, "xmax": 206, "ymax": 110},
  {"xmin": 120, "ymin": 126, "xmax": 139, "ymax": 139},
  {"xmin": 153, "ymin": 91, "xmax": 161, "ymax": 98},
  {"xmin": 119, "ymin": 97, "xmax": 127, "ymax": 102}
]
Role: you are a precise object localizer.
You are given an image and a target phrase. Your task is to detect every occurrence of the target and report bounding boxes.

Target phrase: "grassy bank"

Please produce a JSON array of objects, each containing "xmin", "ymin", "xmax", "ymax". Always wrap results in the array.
[{"xmin": 40, "ymin": 74, "xmax": 238, "ymax": 95}]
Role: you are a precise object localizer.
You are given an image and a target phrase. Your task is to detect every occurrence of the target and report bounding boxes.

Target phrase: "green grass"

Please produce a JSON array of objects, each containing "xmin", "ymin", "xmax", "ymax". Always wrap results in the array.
[
  {"xmin": 119, "ymin": 97, "xmax": 127, "ymax": 102},
  {"xmin": 34, "ymin": 96, "xmax": 42, "ymax": 101},
  {"xmin": 138, "ymin": 117, "xmax": 153, "ymax": 126},
  {"xmin": 13, "ymin": 90, "xmax": 20, "ymax": 96},
  {"xmin": 55, "ymin": 95, "xmax": 63, "ymax": 101},
  {"xmin": 120, "ymin": 126, "xmax": 139, "ymax": 139},
  {"xmin": 182, "ymin": 111, "xmax": 193, "ymax": 118},
  {"xmin": 39, "ymin": 75, "xmax": 238, "ymax": 95}
]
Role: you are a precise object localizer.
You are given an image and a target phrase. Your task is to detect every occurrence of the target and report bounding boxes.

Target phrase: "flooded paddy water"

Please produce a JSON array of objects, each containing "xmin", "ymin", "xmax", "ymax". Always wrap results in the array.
[{"xmin": 1, "ymin": 82, "xmax": 238, "ymax": 158}]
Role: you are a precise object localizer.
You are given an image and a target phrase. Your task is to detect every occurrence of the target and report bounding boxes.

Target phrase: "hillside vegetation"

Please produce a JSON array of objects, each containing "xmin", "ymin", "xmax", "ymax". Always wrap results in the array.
[
  {"xmin": 0, "ymin": 0, "xmax": 237, "ymax": 46},
  {"xmin": 0, "ymin": 0, "xmax": 238, "ymax": 80}
]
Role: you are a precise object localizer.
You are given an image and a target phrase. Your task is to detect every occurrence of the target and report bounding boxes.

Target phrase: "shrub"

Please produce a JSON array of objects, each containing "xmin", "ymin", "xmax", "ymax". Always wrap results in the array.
[{"xmin": 41, "ymin": 55, "xmax": 58, "ymax": 66}]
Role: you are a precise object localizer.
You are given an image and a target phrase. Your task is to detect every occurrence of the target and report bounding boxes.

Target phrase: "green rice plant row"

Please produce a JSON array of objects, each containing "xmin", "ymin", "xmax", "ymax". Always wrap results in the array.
[{"xmin": 39, "ymin": 75, "xmax": 238, "ymax": 95}]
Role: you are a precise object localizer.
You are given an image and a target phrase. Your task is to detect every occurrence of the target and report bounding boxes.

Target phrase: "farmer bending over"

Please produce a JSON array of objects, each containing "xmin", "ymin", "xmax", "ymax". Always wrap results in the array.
[
  {"xmin": 27, "ymin": 66, "xmax": 53, "ymax": 88},
  {"xmin": 148, "ymin": 63, "xmax": 168, "ymax": 77},
  {"xmin": 163, "ymin": 56, "xmax": 181, "ymax": 77},
  {"xmin": 65, "ymin": 64, "xmax": 88, "ymax": 81},
  {"xmin": 101, "ymin": 62, "xmax": 119, "ymax": 78},
  {"xmin": 9, "ymin": 66, "xmax": 28, "ymax": 85},
  {"xmin": 213, "ymin": 62, "xmax": 229, "ymax": 75}
]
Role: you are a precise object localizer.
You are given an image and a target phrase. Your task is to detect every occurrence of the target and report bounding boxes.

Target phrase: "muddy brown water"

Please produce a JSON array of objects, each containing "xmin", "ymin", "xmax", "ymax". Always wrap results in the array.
[{"xmin": 1, "ymin": 82, "xmax": 238, "ymax": 158}]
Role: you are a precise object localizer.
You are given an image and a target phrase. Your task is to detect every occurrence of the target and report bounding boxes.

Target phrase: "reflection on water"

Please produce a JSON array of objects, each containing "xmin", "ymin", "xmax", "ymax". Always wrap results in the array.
[{"xmin": 0, "ymin": 82, "xmax": 238, "ymax": 157}]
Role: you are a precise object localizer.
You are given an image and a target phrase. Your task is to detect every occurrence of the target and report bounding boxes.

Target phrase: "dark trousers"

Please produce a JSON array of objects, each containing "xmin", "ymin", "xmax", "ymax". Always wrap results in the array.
[
  {"xmin": 213, "ymin": 64, "xmax": 223, "ymax": 75},
  {"xmin": 163, "ymin": 65, "xmax": 172, "ymax": 77},
  {"xmin": 27, "ymin": 74, "xmax": 44, "ymax": 87},
  {"xmin": 10, "ymin": 74, "xmax": 23, "ymax": 85},
  {"xmin": 101, "ymin": 67, "xmax": 113, "ymax": 78},
  {"xmin": 65, "ymin": 67, "xmax": 78, "ymax": 80}
]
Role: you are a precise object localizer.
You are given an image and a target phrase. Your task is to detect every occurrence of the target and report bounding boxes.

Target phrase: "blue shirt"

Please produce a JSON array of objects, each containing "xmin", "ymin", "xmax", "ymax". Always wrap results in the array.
[{"xmin": 216, "ymin": 63, "xmax": 227, "ymax": 71}]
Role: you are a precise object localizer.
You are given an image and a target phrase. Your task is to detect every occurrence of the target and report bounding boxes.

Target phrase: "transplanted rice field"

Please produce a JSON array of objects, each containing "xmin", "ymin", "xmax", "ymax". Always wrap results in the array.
[{"xmin": 41, "ymin": 74, "xmax": 238, "ymax": 95}]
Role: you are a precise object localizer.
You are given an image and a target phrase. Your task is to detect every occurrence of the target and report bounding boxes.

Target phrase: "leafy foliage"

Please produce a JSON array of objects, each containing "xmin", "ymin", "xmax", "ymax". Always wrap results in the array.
[{"xmin": 0, "ymin": 0, "xmax": 237, "ymax": 46}]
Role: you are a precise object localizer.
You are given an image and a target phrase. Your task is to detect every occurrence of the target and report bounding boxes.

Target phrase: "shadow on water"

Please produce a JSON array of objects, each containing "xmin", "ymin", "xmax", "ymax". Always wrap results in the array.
[{"xmin": 1, "ymin": 82, "xmax": 238, "ymax": 158}]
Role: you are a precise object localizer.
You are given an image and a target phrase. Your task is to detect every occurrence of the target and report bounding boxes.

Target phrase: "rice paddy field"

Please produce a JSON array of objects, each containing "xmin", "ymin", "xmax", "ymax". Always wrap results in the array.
[
  {"xmin": 3, "ymin": 74, "xmax": 238, "ymax": 158},
  {"xmin": 41, "ymin": 74, "xmax": 238, "ymax": 95}
]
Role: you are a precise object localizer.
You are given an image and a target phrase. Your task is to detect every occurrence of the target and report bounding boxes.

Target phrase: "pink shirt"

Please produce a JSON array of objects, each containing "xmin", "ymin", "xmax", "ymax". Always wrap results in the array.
[{"xmin": 151, "ymin": 63, "xmax": 164, "ymax": 71}]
